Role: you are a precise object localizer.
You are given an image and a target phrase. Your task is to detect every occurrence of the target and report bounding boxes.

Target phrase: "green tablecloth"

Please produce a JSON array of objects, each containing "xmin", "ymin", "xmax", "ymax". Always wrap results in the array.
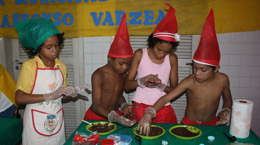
[
  {"xmin": 0, "ymin": 118, "xmax": 23, "ymax": 145},
  {"xmin": 64, "ymin": 120, "xmax": 260, "ymax": 145}
]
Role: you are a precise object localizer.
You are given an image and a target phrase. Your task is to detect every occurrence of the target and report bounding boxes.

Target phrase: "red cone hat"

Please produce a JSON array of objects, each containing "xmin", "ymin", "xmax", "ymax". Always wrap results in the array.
[
  {"xmin": 108, "ymin": 13, "xmax": 133, "ymax": 58},
  {"xmin": 152, "ymin": 3, "xmax": 180, "ymax": 42},
  {"xmin": 193, "ymin": 9, "xmax": 220, "ymax": 66}
]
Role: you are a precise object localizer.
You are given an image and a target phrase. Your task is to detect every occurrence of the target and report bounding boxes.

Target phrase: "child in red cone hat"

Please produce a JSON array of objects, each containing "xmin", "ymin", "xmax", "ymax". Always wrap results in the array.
[
  {"xmin": 124, "ymin": 3, "xmax": 179, "ymax": 123},
  {"xmin": 137, "ymin": 9, "xmax": 233, "ymax": 136},
  {"xmin": 83, "ymin": 13, "xmax": 136, "ymax": 127}
]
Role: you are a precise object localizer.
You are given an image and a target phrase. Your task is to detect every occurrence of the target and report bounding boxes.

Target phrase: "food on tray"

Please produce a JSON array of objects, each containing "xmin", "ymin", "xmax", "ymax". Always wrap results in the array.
[
  {"xmin": 171, "ymin": 126, "xmax": 200, "ymax": 137},
  {"xmin": 136, "ymin": 126, "xmax": 163, "ymax": 136},
  {"xmin": 89, "ymin": 122, "xmax": 115, "ymax": 133}
]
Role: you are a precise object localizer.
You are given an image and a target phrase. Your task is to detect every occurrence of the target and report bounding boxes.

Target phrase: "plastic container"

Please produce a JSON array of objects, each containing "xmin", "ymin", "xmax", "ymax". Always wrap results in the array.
[
  {"xmin": 100, "ymin": 139, "xmax": 114, "ymax": 145},
  {"xmin": 107, "ymin": 134, "xmax": 121, "ymax": 145},
  {"xmin": 207, "ymin": 136, "xmax": 215, "ymax": 142},
  {"xmin": 207, "ymin": 136, "xmax": 215, "ymax": 145},
  {"xmin": 161, "ymin": 139, "xmax": 169, "ymax": 145},
  {"xmin": 114, "ymin": 134, "xmax": 132, "ymax": 145}
]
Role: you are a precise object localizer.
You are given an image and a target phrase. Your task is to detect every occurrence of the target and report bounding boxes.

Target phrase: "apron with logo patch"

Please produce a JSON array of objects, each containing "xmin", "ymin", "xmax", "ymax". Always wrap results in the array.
[{"xmin": 22, "ymin": 62, "xmax": 65, "ymax": 145}]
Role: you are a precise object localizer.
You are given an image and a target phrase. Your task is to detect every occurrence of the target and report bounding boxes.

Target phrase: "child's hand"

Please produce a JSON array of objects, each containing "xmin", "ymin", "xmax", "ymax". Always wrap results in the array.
[
  {"xmin": 147, "ymin": 81, "xmax": 166, "ymax": 91},
  {"xmin": 138, "ymin": 74, "xmax": 161, "ymax": 88},
  {"xmin": 137, "ymin": 107, "xmax": 156, "ymax": 136},
  {"xmin": 44, "ymin": 86, "xmax": 72, "ymax": 105},
  {"xmin": 144, "ymin": 75, "xmax": 166, "ymax": 91},
  {"xmin": 155, "ymin": 82, "xmax": 166, "ymax": 92},
  {"xmin": 122, "ymin": 104, "xmax": 136, "ymax": 119},
  {"xmin": 216, "ymin": 108, "xmax": 231, "ymax": 125},
  {"xmin": 66, "ymin": 84, "xmax": 91, "ymax": 98},
  {"xmin": 120, "ymin": 102, "xmax": 136, "ymax": 118},
  {"xmin": 146, "ymin": 75, "xmax": 162, "ymax": 87},
  {"xmin": 108, "ymin": 110, "xmax": 136, "ymax": 127}
]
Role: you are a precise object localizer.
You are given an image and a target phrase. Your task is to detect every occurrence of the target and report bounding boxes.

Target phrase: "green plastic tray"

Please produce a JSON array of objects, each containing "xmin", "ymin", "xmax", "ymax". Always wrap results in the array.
[
  {"xmin": 169, "ymin": 125, "xmax": 202, "ymax": 140},
  {"xmin": 86, "ymin": 121, "xmax": 117, "ymax": 135},
  {"xmin": 132, "ymin": 125, "xmax": 165, "ymax": 139}
]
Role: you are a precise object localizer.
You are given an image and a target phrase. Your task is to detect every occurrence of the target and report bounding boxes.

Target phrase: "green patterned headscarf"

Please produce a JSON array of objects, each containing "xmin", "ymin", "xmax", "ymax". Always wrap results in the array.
[{"xmin": 14, "ymin": 18, "xmax": 61, "ymax": 51}]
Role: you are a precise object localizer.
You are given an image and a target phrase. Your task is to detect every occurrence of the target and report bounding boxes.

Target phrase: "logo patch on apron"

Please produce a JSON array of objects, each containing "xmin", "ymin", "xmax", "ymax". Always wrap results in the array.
[{"xmin": 44, "ymin": 114, "xmax": 58, "ymax": 133}]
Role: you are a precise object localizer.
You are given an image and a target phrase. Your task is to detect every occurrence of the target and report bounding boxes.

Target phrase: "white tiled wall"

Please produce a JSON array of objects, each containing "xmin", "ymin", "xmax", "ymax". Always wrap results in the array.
[
  {"xmin": 83, "ymin": 36, "xmax": 114, "ymax": 108},
  {"xmin": 83, "ymin": 31, "xmax": 260, "ymax": 137},
  {"xmin": 217, "ymin": 31, "xmax": 260, "ymax": 137}
]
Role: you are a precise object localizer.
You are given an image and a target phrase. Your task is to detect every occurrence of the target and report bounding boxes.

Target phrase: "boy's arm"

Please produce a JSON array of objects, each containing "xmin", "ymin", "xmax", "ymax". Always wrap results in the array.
[
  {"xmin": 222, "ymin": 75, "xmax": 232, "ymax": 109},
  {"xmin": 137, "ymin": 77, "xmax": 190, "ymax": 135},
  {"xmin": 119, "ymin": 73, "xmax": 135, "ymax": 118},
  {"xmin": 91, "ymin": 71, "xmax": 136, "ymax": 127},
  {"xmin": 163, "ymin": 53, "xmax": 178, "ymax": 93},
  {"xmin": 217, "ymin": 75, "xmax": 233, "ymax": 124},
  {"xmin": 118, "ymin": 73, "xmax": 128, "ymax": 106},
  {"xmin": 153, "ymin": 77, "xmax": 189, "ymax": 111},
  {"xmin": 124, "ymin": 49, "xmax": 142, "ymax": 92},
  {"xmin": 118, "ymin": 93, "xmax": 127, "ymax": 107},
  {"xmin": 91, "ymin": 71, "xmax": 110, "ymax": 118},
  {"xmin": 118, "ymin": 92, "xmax": 135, "ymax": 119}
]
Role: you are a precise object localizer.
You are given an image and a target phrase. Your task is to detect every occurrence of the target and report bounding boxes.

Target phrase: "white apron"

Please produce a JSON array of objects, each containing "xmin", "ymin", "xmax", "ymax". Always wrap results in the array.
[{"xmin": 22, "ymin": 62, "xmax": 65, "ymax": 145}]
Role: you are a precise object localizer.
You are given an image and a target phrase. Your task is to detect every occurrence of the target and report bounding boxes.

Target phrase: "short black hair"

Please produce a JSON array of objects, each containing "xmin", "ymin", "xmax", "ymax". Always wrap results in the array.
[
  {"xmin": 147, "ymin": 33, "xmax": 178, "ymax": 49},
  {"xmin": 210, "ymin": 65, "xmax": 216, "ymax": 72},
  {"xmin": 25, "ymin": 33, "xmax": 65, "ymax": 58},
  {"xmin": 191, "ymin": 61, "xmax": 217, "ymax": 72},
  {"xmin": 110, "ymin": 57, "xmax": 116, "ymax": 60}
]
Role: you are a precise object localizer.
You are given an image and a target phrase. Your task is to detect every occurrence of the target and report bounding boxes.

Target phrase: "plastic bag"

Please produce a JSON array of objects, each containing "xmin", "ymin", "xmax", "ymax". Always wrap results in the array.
[{"xmin": 72, "ymin": 131, "xmax": 100, "ymax": 145}]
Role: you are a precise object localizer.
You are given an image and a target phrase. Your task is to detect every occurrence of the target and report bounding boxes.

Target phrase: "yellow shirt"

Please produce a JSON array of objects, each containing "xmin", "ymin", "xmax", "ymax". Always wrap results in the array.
[{"xmin": 16, "ymin": 56, "xmax": 69, "ymax": 94}]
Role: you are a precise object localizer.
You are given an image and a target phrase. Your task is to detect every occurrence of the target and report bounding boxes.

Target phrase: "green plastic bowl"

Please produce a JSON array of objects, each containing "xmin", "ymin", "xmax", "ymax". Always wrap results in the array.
[
  {"xmin": 169, "ymin": 125, "xmax": 202, "ymax": 140},
  {"xmin": 86, "ymin": 121, "xmax": 117, "ymax": 135},
  {"xmin": 132, "ymin": 125, "xmax": 165, "ymax": 139}
]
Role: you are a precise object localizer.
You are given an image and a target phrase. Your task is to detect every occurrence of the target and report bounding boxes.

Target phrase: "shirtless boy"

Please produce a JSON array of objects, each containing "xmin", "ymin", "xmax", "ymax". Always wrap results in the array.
[
  {"xmin": 83, "ymin": 14, "xmax": 136, "ymax": 126},
  {"xmin": 137, "ymin": 9, "xmax": 233, "ymax": 135}
]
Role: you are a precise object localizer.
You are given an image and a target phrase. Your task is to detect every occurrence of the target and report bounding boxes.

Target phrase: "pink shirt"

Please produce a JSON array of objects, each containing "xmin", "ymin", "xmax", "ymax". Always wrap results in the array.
[{"xmin": 132, "ymin": 48, "xmax": 171, "ymax": 106}]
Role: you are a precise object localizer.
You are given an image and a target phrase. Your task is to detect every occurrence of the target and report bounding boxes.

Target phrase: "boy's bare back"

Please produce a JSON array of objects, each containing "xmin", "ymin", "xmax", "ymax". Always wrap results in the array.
[
  {"xmin": 90, "ymin": 64, "xmax": 126, "ymax": 116},
  {"xmin": 181, "ymin": 72, "xmax": 232, "ymax": 123}
]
